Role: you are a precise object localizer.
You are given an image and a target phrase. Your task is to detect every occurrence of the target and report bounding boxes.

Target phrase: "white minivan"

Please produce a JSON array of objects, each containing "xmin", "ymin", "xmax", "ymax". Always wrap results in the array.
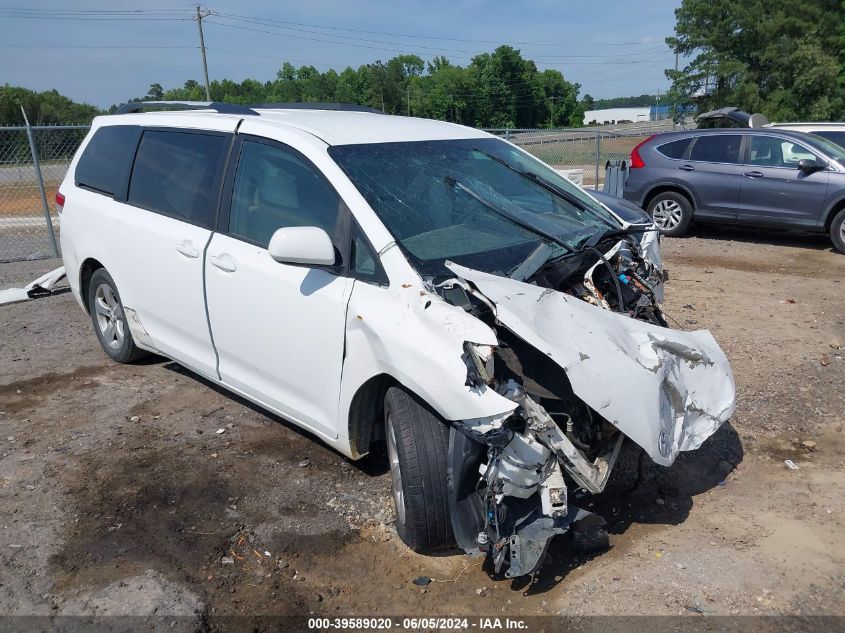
[{"xmin": 59, "ymin": 102, "xmax": 735, "ymax": 577}]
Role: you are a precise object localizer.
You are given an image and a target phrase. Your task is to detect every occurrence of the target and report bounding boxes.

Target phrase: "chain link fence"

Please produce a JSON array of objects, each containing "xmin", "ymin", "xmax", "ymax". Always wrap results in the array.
[
  {"xmin": 482, "ymin": 127, "xmax": 667, "ymax": 189},
  {"xmin": 0, "ymin": 125, "xmax": 88, "ymax": 263},
  {"xmin": 0, "ymin": 123, "xmax": 668, "ymax": 263}
]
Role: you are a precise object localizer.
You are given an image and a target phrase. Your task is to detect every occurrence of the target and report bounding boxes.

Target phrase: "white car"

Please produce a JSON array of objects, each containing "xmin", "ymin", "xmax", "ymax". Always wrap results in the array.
[
  {"xmin": 766, "ymin": 122, "xmax": 845, "ymax": 149},
  {"xmin": 58, "ymin": 102, "xmax": 736, "ymax": 577}
]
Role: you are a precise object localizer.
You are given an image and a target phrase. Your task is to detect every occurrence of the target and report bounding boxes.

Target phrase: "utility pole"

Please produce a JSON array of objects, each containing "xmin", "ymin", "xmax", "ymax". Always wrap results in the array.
[
  {"xmin": 655, "ymin": 88, "xmax": 660, "ymax": 121},
  {"xmin": 195, "ymin": 5, "xmax": 212, "ymax": 101},
  {"xmin": 407, "ymin": 84, "xmax": 411, "ymax": 117},
  {"xmin": 673, "ymin": 49, "xmax": 679, "ymax": 129}
]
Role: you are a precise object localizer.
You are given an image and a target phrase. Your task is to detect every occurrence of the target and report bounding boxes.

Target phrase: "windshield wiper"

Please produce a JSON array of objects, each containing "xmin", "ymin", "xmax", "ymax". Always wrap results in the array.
[
  {"xmin": 443, "ymin": 176, "xmax": 574, "ymax": 258},
  {"xmin": 474, "ymin": 148, "xmax": 617, "ymax": 230}
]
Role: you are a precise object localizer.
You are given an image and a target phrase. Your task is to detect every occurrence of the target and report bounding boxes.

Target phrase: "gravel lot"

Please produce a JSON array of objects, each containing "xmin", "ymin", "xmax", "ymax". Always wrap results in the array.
[{"xmin": 1, "ymin": 226, "xmax": 844, "ymax": 627}]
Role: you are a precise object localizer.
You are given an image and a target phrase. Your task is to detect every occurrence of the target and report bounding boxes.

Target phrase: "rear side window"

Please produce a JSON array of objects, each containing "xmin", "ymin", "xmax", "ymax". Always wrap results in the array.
[
  {"xmin": 75, "ymin": 125, "xmax": 142, "ymax": 197},
  {"xmin": 128, "ymin": 130, "xmax": 228, "ymax": 228},
  {"xmin": 689, "ymin": 135, "xmax": 742, "ymax": 164},
  {"xmin": 655, "ymin": 138, "xmax": 691, "ymax": 159},
  {"xmin": 813, "ymin": 131, "xmax": 845, "ymax": 148}
]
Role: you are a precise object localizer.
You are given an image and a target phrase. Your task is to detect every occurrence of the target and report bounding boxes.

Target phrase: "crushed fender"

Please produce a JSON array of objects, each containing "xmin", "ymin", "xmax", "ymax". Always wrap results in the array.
[{"xmin": 437, "ymin": 247, "xmax": 735, "ymax": 578}]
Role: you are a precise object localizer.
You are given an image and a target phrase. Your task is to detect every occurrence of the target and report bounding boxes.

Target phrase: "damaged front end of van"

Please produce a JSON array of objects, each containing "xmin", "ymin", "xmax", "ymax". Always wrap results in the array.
[
  {"xmin": 426, "ymin": 234, "xmax": 735, "ymax": 578},
  {"xmin": 331, "ymin": 137, "xmax": 735, "ymax": 578}
]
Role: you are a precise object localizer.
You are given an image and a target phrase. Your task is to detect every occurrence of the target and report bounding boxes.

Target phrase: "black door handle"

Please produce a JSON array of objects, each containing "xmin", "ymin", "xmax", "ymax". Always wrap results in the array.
[
  {"xmin": 678, "ymin": 164, "xmax": 695, "ymax": 172},
  {"xmin": 744, "ymin": 171, "xmax": 764, "ymax": 178}
]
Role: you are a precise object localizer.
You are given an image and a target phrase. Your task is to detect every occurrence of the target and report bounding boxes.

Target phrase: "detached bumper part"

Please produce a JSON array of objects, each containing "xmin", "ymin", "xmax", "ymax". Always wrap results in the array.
[
  {"xmin": 447, "ymin": 383, "xmax": 621, "ymax": 578},
  {"xmin": 0, "ymin": 266, "xmax": 66, "ymax": 307}
]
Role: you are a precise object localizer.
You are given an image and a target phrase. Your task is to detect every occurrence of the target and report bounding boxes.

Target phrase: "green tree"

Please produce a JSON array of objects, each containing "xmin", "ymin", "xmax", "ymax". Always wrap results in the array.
[
  {"xmin": 0, "ymin": 47, "xmax": 595, "ymax": 128},
  {"xmin": 0, "ymin": 84, "xmax": 100, "ymax": 125},
  {"xmin": 666, "ymin": 0, "xmax": 845, "ymax": 121},
  {"xmin": 145, "ymin": 83, "xmax": 164, "ymax": 100}
]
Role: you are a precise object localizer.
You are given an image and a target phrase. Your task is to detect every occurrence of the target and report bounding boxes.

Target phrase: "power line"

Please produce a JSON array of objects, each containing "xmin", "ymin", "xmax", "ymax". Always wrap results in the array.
[
  {"xmin": 206, "ymin": 47, "xmax": 339, "ymax": 69},
  {"xmin": 0, "ymin": 14, "xmax": 191, "ymax": 21},
  {"xmin": 217, "ymin": 13, "xmax": 668, "ymax": 57},
  {"xmin": 0, "ymin": 8, "xmax": 191, "ymax": 12},
  {"xmin": 204, "ymin": 19, "xmax": 672, "ymax": 69},
  {"xmin": 207, "ymin": 14, "xmax": 668, "ymax": 61},
  {"xmin": 210, "ymin": 10, "xmax": 664, "ymax": 48},
  {"xmin": 0, "ymin": 44, "xmax": 197, "ymax": 49}
]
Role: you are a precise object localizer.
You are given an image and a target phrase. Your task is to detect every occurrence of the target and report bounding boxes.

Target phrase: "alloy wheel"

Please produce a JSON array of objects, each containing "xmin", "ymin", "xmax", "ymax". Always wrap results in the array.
[
  {"xmin": 651, "ymin": 199, "xmax": 683, "ymax": 231},
  {"xmin": 93, "ymin": 283, "xmax": 125, "ymax": 350},
  {"xmin": 386, "ymin": 414, "xmax": 406, "ymax": 526}
]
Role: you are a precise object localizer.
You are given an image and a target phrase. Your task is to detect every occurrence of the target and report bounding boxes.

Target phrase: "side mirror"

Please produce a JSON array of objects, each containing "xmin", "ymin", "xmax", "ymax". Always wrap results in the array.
[
  {"xmin": 798, "ymin": 158, "xmax": 826, "ymax": 174},
  {"xmin": 268, "ymin": 226, "xmax": 336, "ymax": 266}
]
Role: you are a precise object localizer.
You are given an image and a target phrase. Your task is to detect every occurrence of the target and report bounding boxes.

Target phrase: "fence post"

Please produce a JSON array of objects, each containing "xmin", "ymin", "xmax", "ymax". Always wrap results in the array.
[
  {"xmin": 20, "ymin": 107, "xmax": 59, "ymax": 257},
  {"xmin": 594, "ymin": 132, "xmax": 601, "ymax": 191}
]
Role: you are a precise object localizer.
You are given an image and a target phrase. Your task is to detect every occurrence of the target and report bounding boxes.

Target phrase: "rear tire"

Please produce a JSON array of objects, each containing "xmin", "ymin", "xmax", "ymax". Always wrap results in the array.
[
  {"xmin": 384, "ymin": 386, "xmax": 455, "ymax": 552},
  {"xmin": 830, "ymin": 208, "xmax": 845, "ymax": 254},
  {"xmin": 87, "ymin": 269, "xmax": 149, "ymax": 363},
  {"xmin": 647, "ymin": 191, "xmax": 693, "ymax": 237}
]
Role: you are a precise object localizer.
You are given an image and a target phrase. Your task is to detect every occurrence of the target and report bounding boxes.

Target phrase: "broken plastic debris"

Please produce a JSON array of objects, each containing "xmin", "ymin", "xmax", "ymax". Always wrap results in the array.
[
  {"xmin": 298, "ymin": 459, "xmax": 310, "ymax": 467},
  {"xmin": 216, "ymin": 428, "xmax": 225, "ymax": 434},
  {"xmin": 412, "ymin": 576, "xmax": 431, "ymax": 586},
  {"xmin": 784, "ymin": 459, "xmax": 799, "ymax": 470},
  {"xmin": 0, "ymin": 266, "xmax": 66, "ymax": 306},
  {"xmin": 686, "ymin": 599, "xmax": 712, "ymax": 614}
]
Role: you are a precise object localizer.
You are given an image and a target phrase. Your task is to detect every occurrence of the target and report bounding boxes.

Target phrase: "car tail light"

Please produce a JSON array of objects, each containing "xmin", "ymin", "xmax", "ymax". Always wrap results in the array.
[
  {"xmin": 630, "ymin": 135, "xmax": 655, "ymax": 169},
  {"xmin": 55, "ymin": 191, "xmax": 65, "ymax": 212}
]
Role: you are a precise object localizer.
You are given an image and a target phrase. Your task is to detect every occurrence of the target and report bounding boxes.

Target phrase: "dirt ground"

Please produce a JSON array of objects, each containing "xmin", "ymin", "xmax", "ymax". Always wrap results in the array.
[{"xmin": 1, "ymin": 225, "xmax": 844, "ymax": 628}]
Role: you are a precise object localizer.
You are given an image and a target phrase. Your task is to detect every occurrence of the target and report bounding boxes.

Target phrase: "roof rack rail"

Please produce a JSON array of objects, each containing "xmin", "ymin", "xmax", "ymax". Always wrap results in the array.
[
  {"xmin": 114, "ymin": 101, "xmax": 258, "ymax": 115},
  {"xmin": 250, "ymin": 103, "xmax": 384, "ymax": 114}
]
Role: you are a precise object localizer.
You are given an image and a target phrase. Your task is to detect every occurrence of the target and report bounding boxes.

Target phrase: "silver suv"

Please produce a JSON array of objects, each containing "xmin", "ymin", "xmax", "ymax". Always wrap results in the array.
[{"xmin": 623, "ymin": 128, "xmax": 845, "ymax": 252}]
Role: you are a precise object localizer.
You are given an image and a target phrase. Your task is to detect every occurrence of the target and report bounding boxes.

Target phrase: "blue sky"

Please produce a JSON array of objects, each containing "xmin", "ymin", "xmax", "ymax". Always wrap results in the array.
[{"xmin": 1, "ymin": 1, "xmax": 682, "ymax": 108}]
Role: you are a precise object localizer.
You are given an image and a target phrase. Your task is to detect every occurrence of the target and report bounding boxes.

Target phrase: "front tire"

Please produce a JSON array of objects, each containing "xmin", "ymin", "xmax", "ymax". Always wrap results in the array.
[
  {"xmin": 648, "ymin": 191, "xmax": 693, "ymax": 237},
  {"xmin": 830, "ymin": 208, "xmax": 845, "ymax": 254},
  {"xmin": 87, "ymin": 269, "xmax": 149, "ymax": 363},
  {"xmin": 384, "ymin": 386, "xmax": 455, "ymax": 552}
]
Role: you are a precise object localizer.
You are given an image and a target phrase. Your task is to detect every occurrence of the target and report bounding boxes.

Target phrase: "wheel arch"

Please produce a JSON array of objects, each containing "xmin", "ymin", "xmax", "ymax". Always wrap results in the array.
[
  {"xmin": 347, "ymin": 373, "xmax": 398, "ymax": 459},
  {"xmin": 643, "ymin": 183, "xmax": 696, "ymax": 212},
  {"xmin": 823, "ymin": 196, "xmax": 845, "ymax": 232},
  {"xmin": 79, "ymin": 257, "xmax": 105, "ymax": 313}
]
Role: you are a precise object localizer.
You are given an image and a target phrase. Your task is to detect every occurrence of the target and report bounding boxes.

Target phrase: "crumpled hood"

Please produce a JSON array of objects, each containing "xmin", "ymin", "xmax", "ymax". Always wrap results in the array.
[{"xmin": 446, "ymin": 262, "xmax": 736, "ymax": 467}]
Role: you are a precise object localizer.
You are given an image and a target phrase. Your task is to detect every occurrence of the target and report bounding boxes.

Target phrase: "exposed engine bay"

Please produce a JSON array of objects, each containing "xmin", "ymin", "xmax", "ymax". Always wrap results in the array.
[{"xmin": 430, "ymin": 231, "xmax": 735, "ymax": 578}]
